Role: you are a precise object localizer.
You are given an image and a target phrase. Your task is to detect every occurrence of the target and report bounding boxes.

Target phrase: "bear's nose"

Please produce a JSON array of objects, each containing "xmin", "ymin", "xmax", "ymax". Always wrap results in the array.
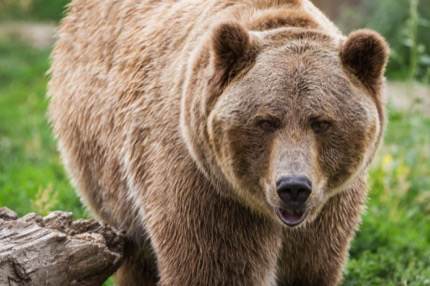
[{"xmin": 276, "ymin": 176, "xmax": 312, "ymax": 207}]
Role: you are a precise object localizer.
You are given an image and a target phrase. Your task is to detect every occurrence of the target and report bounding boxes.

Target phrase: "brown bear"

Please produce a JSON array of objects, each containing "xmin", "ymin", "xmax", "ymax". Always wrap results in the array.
[{"xmin": 48, "ymin": 0, "xmax": 389, "ymax": 285}]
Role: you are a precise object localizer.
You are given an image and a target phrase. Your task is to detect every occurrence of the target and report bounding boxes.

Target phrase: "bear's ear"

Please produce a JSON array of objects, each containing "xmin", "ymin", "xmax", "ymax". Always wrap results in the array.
[
  {"xmin": 210, "ymin": 22, "xmax": 260, "ymax": 87},
  {"xmin": 340, "ymin": 29, "xmax": 389, "ymax": 91}
]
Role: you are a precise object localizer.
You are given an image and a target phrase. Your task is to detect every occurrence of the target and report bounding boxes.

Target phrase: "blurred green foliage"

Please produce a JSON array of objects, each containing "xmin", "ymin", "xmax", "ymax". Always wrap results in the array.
[
  {"xmin": 338, "ymin": 0, "xmax": 430, "ymax": 82},
  {"xmin": 0, "ymin": 0, "xmax": 430, "ymax": 81},
  {"xmin": 0, "ymin": 0, "xmax": 69, "ymax": 21},
  {"xmin": 1, "ymin": 0, "xmax": 430, "ymax": 83}
]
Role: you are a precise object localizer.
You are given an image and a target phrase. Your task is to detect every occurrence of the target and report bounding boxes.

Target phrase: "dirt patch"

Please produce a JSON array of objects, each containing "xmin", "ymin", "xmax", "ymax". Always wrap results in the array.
[
  {"xmin": 386, "ymin": 81, "xmax": 430, "ymax": 117},
  {"xmin": 0, "ymin": 21, "xmax": 57, "ymax": 49}
]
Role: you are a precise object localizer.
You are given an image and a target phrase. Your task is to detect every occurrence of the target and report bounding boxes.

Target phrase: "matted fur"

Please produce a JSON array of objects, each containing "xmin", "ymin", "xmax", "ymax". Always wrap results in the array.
[{"xmin": 48, "ymin": 0, "xmax": 388, "ymax": 285}]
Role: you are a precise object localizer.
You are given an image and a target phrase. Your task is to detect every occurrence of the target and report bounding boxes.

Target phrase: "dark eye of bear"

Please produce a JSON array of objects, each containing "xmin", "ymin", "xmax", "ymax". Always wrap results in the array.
[
  {"xmin": 310, "ymin": 118, "xmax": 332, "ymax": 134},
  {"xmin": 256, "ymin": 117, "xmax": 281, "ymax": 133},
  {"xmin": 311, "ymin": 118, "xmax": 332, "ymax": 134}
]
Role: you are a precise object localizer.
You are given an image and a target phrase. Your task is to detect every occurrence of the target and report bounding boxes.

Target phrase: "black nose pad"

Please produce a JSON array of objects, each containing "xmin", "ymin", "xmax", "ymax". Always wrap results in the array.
[{"xmin": 276, "ymin": 176, "xmax": 312, "ymax": 206}]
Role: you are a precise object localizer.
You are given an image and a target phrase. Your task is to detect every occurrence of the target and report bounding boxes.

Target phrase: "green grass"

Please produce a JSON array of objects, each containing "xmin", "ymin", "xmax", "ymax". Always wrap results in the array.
[
  {"xmin": 345, "ymin": 110, "xmax": 430, "ymax": 285},
  {"xmin": 0, "ymin": 41, "xmax": 429, "ymax": 285},
  {"xmin": 0, "ymin": 40, "xmax": 86, "ymax": 217},
  {"xmin": 0, "ymin": 38, "xmax": 113, "ymax": 283}
]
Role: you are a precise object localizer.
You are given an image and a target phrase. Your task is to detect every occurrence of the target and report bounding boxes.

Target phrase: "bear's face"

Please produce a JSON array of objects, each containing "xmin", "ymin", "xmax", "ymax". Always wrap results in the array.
[{"xmin": 181, "ymin": 23, "xmax": 388, "ymax": 227}]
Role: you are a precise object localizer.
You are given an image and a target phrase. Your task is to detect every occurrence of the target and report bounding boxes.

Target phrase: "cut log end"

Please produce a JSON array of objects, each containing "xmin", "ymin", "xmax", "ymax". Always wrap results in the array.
[{"xmin": 0, "ymin": 208, "xmax": 126, "ymax": 286}]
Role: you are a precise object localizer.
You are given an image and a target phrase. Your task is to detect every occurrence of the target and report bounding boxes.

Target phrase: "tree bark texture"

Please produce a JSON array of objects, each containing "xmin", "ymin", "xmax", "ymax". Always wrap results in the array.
[{"xmin": 0, "ymin": 208, "xmax": 125, "ymax": 286}]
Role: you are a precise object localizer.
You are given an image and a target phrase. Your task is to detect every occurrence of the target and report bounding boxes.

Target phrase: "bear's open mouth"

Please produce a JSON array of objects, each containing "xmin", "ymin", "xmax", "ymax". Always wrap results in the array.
[{"xmin": 276, "ymin": 208, "xmax": 306, "ymax": 227}]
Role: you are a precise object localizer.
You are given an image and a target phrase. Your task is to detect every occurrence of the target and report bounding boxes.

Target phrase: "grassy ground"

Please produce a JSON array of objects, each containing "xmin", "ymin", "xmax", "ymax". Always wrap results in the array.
[
  {"xmin": 0, "ymin": 40, "xmax": 84, "ymax": 217},
  {"xmin": 0, "ymin": 40, "xmax": 429, "ymax": 285}
]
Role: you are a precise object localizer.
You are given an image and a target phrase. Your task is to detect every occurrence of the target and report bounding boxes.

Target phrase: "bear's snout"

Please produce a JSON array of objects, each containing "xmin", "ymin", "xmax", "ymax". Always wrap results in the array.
[
  {"xmin": 275, "ymin": 176, "xmax": 312, "ymax": 226},
  {"xmin": 276, "ymin": 176, "xmax": 312, "ymax": 206}
]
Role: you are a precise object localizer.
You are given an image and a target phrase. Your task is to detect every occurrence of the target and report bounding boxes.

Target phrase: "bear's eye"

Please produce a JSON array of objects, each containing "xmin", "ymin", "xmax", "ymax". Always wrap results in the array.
[
  {"xmin": 256, "ymin": 117, "xmax": 281, "ymax": 133},
  {"xmin": 310, "ymin": 118, "xmax": 332, "ymax": 134}
]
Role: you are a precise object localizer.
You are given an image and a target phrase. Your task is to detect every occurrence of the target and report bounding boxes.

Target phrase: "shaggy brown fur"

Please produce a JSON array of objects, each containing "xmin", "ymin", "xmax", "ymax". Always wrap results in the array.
[{"xmin": 48, "ymin": 0, "xmax": 389, "ymax": 285}]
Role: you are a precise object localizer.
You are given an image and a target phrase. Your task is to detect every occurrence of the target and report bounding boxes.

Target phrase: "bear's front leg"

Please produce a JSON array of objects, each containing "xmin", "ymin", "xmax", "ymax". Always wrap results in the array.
[{"xmin": 144, "ymin": 186, "xmax": 283, "ymax": 286}]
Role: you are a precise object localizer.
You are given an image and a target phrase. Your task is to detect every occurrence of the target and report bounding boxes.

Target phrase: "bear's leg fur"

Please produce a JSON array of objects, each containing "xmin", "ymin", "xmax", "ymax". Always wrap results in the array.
[
  {"xmin": 54, "ymin": 136, "xmax": 159, "ymax": 285},
  {"xmin": 115, "ymin": 239, "xmax": 158, "ymax": 286},
  {"xmin": 136, "ymin": 170, "xmax": 283, "ymax": 286},
  {"xmin": 148, "ymin": 204, "xmax": 282, "ymax": 285}
]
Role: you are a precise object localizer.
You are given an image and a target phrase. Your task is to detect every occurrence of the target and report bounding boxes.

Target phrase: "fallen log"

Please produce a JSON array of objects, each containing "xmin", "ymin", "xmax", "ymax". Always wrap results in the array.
[{"xmin": 0, "ymin": 208, "xmax": 125, "ymax": 286}]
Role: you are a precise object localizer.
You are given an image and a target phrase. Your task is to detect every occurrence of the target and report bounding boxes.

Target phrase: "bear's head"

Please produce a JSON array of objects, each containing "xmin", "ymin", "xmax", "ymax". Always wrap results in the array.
[{"xmin": 181, "ymin": 22, "xmax": 388, "ymax": 227}]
